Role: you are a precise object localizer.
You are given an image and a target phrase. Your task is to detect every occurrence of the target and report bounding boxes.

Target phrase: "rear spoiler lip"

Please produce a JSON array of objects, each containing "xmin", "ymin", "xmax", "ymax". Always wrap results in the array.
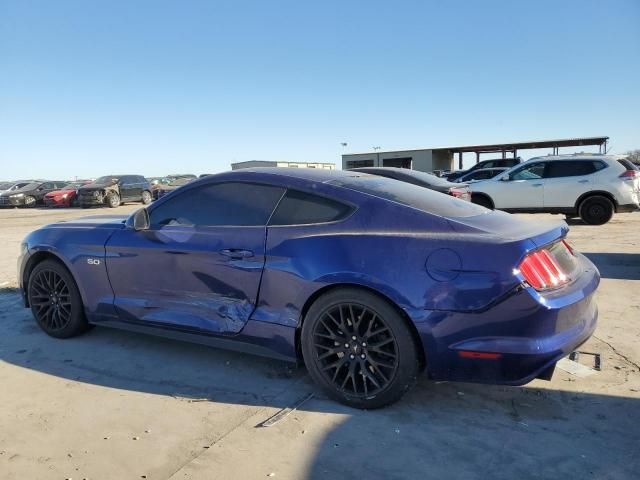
[{"xmin": 526, "ymin": 222, "xmax": 569, "ymax": 249}]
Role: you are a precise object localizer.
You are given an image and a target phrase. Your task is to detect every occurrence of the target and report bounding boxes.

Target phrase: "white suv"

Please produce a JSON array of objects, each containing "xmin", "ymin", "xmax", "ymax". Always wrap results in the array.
[{"xmin": 469, "ymin": 155, "xmax": 640, "ymax": 225}]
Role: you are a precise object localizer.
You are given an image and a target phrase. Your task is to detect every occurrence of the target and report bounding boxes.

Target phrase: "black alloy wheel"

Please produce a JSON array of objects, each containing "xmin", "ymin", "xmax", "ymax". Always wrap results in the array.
[
  {"xmin": 313, "ymin": 303, "xmax": 398, "ymax": 397},
  {"xmin": 28, "ymin": 259, "xmax": 90, "ymax": 338},
  {"xmin": 302, "ymin": 288, "xmax": 419, "ymax": 409}
]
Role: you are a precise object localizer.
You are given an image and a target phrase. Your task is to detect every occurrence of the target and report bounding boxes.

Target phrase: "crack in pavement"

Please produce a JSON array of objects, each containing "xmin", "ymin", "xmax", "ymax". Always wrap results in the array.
[
  {"xmin": 166, "ymin": 375, "xmax": 311, "ymax": 480},
  {"xmin": 594, "ymin": 334, "xmax": 640, "ymax": 372}
]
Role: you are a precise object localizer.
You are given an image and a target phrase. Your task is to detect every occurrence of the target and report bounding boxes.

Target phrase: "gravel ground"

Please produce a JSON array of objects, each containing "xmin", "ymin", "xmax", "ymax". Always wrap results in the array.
[{"xmin": 0, "ymin": 206, "xmax": 638, "ymax": 479}]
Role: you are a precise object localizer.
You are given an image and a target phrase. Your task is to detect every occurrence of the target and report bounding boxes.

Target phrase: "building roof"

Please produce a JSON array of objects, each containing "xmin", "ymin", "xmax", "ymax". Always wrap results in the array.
[{"xmin": 343, "ymin": 136, "xmax": 609, "ymax": 156}]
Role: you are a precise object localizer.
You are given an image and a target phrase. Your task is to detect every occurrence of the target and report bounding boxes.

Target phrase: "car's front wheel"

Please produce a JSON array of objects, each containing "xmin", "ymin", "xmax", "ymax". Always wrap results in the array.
[
  {"xmin": 301, "ymin": 288, "xmax": 419, "ymax": 409},
  {"xmin": 107, "ymin": 193, "xmax": 120, "ymax": 208},
  {"xmin": 141, "ymin": 190, "xmax": 152, "ymax": 205},
  {"xmin": 579, "ymin": 195, "xmax": 614, "ymax": 225},
  {"xmin": 27, "ymin": 259, "xmax": 90, "ymax": 339},
  {"xmin": 24, "ymin": 195, "xmax": 37, "ymax": 208}
]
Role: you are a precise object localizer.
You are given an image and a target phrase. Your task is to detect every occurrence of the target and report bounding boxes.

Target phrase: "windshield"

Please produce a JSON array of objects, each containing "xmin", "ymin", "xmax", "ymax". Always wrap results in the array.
[
  {"xmin": 63, "ymin": 183, "xmax": 83, "ymax": 190},
  {"xmin": 330, "ymin": 175, "xmax": 486, "ymax": 218},
  {"xmin": 93, "ymin": 176, "xmax": 118, "ymax": 184}
]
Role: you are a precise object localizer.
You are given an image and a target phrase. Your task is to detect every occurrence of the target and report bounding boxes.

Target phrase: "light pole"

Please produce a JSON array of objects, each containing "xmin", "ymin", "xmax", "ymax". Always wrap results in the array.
[{"xmin": 373, "ymin": 146, "xmax": 381, "ymax": 166}]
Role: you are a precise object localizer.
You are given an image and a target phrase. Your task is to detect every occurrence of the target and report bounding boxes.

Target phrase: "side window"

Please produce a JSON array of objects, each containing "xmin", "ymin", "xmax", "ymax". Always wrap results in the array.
[
  {"xmin": 149, "ymin": 182, "xmax": 285, "ymax": 227},
  {"xmin": 545, "ymin": 161, "xmax": 597, "ymax": 178},
  {"xmin": 483, "ymin": 161, "xmax": 496, "ymax": 169},
  {"xmin": 269, "ymin": 190, "xmax": 353, "ymax": 226},
  {"xmin": 510, "ymin": 163, "xmax": 545, "ymax": 181},
  {"xmin": 40, "ymin": 182, "xmax": 54, "ymax": 190}
]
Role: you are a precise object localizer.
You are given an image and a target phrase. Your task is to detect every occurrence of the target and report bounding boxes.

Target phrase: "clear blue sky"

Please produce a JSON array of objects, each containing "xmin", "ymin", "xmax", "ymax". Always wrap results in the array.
[{"xmin": 1, "ymin": 0, "xmax": 638, "ymax": 179}]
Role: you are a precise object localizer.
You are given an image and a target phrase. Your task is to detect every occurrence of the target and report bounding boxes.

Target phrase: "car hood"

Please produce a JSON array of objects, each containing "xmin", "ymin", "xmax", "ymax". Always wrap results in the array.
[
  {"xmin": 79, "ymin": 183, "xmax": 113, "ymax": 191},
  {"xmin": 43, "ymin": 214, "xmax": 129, "ymax": 230},
  {"xmin": 45, "ymin": 189, "xmax": 75, "ymax": 197}
]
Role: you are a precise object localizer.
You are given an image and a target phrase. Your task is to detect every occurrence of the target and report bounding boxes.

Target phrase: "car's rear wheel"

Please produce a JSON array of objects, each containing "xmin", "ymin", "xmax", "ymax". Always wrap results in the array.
[
  {"xmin": 301, "ymin": 288, "xmax": 419, "ymax": 409},
  {"xmin": 579, "ymin": 195, "xmax": 614, "ymax": 225},
  {"xmin": 24, "ymin": 195, "xmax": 37, "ymax": 208},
  {"xmin": 141, "ymin": 190, "xmax": 152, "ymax": 205},
  {"xmin": 107, "ymin": 193, "xmax": 120, "ymax": 208},
  {"xmin": 27, "ymin": 259, "xmax": 90, "ymax": 339},
  {"xmin": 471, "ymin": 194, "xmax": 493, "ymax": 209}
]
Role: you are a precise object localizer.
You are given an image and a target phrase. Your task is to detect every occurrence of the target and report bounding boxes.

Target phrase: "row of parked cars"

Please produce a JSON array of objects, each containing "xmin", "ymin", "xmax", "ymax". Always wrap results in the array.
[
  {"xmin": 356, "ymin": 153, "xmax": 640, "ymax": 225},
  {"xmin": 0, "ymin": 174, "xmax": 199, "ymax": 209}
]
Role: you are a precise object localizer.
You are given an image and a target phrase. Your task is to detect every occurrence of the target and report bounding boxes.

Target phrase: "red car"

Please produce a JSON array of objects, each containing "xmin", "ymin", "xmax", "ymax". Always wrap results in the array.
[{"xmin": 43, "ymin": 182, "xmax": 88, "ymax": 207}]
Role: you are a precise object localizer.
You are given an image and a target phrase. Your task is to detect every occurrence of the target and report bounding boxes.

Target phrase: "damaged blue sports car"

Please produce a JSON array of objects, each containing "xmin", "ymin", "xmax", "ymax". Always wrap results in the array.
[{"xmin": 18, "ymin": 168, "xmax": 599, "ymax": 408}]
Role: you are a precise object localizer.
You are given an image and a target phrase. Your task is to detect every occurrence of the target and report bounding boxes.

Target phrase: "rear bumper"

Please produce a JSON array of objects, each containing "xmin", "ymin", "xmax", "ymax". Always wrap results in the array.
[{"xmin": 415, "ymin": 253, "xmax": 600, "ymax": 385}]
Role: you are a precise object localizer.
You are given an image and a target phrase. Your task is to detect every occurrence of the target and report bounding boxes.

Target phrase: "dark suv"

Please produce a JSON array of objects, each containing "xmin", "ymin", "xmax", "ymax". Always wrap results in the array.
[
  {"xmin": 0, "ymin": 181, "xmax": 69, "ymax": 208},
  {"xmin": 78, "ymin": 175, "xmax": 152, "ymax": 208},
  {"xmin": 445, "ymin": 157, "xmax": 522, "ymax": 182}
]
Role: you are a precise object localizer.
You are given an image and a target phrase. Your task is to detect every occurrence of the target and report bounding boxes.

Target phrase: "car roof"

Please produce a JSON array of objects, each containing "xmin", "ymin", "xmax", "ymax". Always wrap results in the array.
[
  {"xmin": 232, "ymin": 167, "xmax": 364, "ymax": 182},
  {"xmin": 526, "ymin": 154, "xmax": 621, "ymax": 162}
]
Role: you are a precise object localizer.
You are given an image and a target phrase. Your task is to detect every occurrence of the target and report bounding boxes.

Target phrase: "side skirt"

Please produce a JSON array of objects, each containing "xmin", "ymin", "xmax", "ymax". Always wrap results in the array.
[{"xmin": 91, "ymin": 318, "xmax": 298, "ymax": 363}]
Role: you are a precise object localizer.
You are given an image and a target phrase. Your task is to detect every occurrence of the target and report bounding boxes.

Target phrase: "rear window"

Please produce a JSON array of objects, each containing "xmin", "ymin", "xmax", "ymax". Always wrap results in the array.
[
  {"xmin": 329, "ymin": 176, "xmax": 486, "ymax": 218},
  {"xmin": 269, "ymin": 190, "xmax": 352, "ymax": 225}
]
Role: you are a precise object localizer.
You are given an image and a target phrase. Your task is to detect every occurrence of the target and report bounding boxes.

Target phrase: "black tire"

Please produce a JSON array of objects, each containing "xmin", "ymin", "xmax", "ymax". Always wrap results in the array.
[
  {"xmin": 27, "ymin": 259, "xmax": 90, "ymax": 339},
  {"xmin": 107, "ymin": 192, "xmax": 120, "ymax": 208},
  {"xmin": 301, "ymin": 288, "xmax": 419, "ymax": 409},
  {"xmin": 141, "ymin": 190, "xmax": 152, "ymax": 205},
  {"xmin": 24, "ymin": 195, "xmax": 37, "ymax": 208},
  {"xmin": 579, "ymin": 195, "xmax": 614, "ymax": 225},
  {"xmin": 471, "ymin": 194, "xmax": 493, "ymax": 209}
]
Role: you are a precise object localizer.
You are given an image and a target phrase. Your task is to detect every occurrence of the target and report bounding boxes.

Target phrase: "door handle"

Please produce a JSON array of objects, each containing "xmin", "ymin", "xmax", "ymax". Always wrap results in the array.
[
  {"xmin": 532, "ymin": 183, "xmax": 543, "ymax": 187},
  {"xmin": 578, "ymin": 180, "xmax": 589, "ymax": 184},
  {"xmin": 220, "ymin": 248, "xmax": 254, "ymax": 259}
]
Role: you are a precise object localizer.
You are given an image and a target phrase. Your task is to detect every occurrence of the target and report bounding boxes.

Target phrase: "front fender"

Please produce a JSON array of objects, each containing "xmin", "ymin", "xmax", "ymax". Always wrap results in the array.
[{"xmin": 21, "ymin": 227, "xmax": 119, "ymax": 320}]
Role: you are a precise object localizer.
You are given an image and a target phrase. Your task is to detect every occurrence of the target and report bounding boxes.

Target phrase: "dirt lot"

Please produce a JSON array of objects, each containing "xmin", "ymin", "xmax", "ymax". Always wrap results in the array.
[{"xmin": 0, "ymin": 206, "xmax": 639, "ymax": 480}]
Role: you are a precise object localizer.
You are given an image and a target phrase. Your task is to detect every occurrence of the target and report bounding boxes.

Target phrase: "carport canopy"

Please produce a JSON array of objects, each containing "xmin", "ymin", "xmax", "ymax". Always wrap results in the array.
[{"xmin": 437, "ymin": 136, "xmax": 609, "ymax": 169}]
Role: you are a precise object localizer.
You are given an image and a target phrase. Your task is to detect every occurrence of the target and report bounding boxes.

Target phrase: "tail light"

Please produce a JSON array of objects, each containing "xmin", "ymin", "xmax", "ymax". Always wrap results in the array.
[
  {"xmin": 518, "ymin": 242, "xmax": 574, "ymax": 291},
  {"xmin": 619, "ymin": 170, "xmax": 639, "ymax": 179}
]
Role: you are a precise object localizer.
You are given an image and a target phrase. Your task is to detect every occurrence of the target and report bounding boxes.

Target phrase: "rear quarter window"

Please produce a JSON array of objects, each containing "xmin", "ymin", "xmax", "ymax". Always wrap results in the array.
[
  {"xmin": 269, "ymin": 190, "xmax": 353, "ymax": 225},
  {"xmin": 329, "ymin": 176, "xmax": 486, "ymax": 218}
]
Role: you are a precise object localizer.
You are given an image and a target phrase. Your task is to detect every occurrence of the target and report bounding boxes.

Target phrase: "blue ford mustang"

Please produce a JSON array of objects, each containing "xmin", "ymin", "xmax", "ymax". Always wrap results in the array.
[{"xmin": 18, "ymin": 168, "xmax": 599, "ymax": 408}]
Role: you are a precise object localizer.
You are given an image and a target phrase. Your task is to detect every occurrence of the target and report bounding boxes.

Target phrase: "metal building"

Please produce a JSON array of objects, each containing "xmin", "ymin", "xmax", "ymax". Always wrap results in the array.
[
  {"xmin": 342, "ymin": 137, "xmax": 609, "ymax": 173},
  {"xmin": 231, "ymin": 160, "xmax": 335, "ymax": 170}
]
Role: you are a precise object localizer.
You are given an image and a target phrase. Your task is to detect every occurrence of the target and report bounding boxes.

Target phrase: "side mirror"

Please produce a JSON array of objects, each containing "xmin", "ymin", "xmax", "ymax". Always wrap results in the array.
[
  {"xmin": 501, "ymin": 174, "xmax": 511, "ymax": 181},
  {"xmin": 127, "ymin": 208, "xmax": 150, "ymax": 231}
]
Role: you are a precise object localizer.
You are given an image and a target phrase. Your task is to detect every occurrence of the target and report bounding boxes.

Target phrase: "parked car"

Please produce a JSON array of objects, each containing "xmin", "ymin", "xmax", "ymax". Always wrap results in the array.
[
  {"xmin": 152, "ymin": 175, "xmax": 197, "ymax": 200},
  {"xmin": 445, "ymin": 157, "xmax": 522, "ymax": 182},
  {"xmin": 455, "ymin": 167, "xmax": 508, "ymax": 183},
  {"xmin": 470, "ymin": 155, "xmax": 640, "ymax": 225},
  {"xmin": 351, "ymin": 167, "xmax": 471, "ymax": 201},
  {"xmin": 0, "ymin": 181, "xmax": 68, "ymax": 207},
  {"xmin": 77, "ymin": 175, "xmax": 152, "ymax": 208},
  {"xmin": 43, "ymin": 181, "xmax": 89, "ymax": 207},
  {"xmin": 19, "ymin": 168, "xmax": 599, "ymax": 408}
]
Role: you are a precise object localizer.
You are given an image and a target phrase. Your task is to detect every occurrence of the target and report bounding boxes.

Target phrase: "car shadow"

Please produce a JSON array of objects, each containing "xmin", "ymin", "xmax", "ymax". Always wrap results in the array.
[
  {"xmin": 303, "ymin": 381, "xmax": 640, "ymax": 479},
  {"xmin": 582, "ymin": 252, "xmax": 640, "ymax": 280},
  {"xmin": 1, "ymin": 287, "xmax": 639, "ymax": 479}
]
